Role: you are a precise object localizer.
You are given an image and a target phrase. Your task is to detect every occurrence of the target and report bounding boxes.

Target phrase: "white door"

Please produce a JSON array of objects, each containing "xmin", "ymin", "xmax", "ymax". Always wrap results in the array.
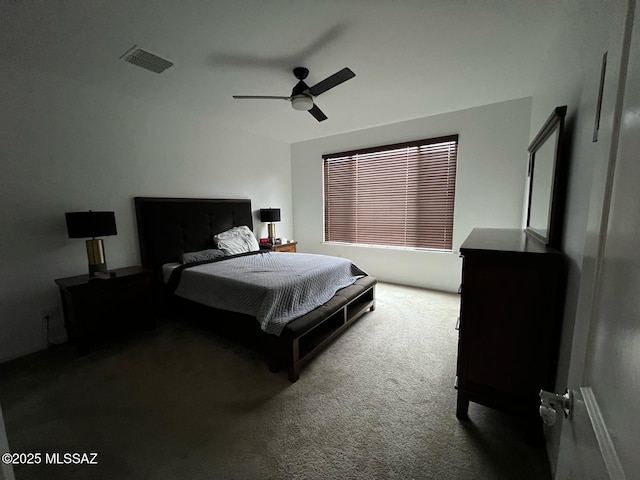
[{"xmin": 555, "ymin": 1, "xmax": 639, "ymax": 478}]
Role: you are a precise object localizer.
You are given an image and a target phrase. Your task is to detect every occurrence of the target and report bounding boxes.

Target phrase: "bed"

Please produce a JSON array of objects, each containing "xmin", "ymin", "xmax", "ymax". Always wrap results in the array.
[{"xmin": 134, "ymin": 197, "xmax": 376, "ymax": 381}]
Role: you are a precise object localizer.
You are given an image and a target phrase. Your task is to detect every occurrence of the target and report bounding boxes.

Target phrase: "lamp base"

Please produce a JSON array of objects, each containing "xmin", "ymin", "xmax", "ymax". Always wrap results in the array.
[
  {"xmin": 86, "ymin": 239, "xmax": 108, "ymax": 277},
  {"xmin": 88, "ymin": 262, "xmax": 108, "ymax": 277},
  {"xmin": 268, "ymin": 223, "xmax": 276, "ymax": 243}
]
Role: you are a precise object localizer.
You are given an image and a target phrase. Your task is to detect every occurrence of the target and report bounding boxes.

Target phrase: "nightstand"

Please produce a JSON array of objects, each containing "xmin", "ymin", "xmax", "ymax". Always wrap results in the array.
[
  {"xmin": 260, "ymin": 241, "xmax": 297, "ymax": 253},
  {"xmin": 55, "ymin": 266, "xmax": 154, "ymax": 355}
]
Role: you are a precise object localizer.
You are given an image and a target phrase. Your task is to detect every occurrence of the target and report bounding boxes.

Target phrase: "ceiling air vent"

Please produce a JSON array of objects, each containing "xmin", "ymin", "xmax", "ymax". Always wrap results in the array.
[{"xmin": 120, "ymin": 45, "xmax": 173, "ymax": 74}]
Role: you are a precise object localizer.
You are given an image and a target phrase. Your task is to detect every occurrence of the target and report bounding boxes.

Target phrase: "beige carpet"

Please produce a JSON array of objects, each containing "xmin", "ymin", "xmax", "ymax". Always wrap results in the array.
[{"xmin": 0, "ymin": 282, "xmax": 550, "ymax": 479}]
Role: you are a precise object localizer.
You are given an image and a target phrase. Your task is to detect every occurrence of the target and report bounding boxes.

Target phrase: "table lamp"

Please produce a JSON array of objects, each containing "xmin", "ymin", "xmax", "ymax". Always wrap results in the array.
[
  {"xmin": 65, "ymin": 211, "xmax": 117, "ymax": 277},
  {"xmin": 260, "ymin": 208, "xmax": 281, "ymax": 243}
]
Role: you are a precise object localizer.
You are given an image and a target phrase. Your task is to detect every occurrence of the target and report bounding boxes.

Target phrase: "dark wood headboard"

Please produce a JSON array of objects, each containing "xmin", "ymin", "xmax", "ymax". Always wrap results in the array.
[{"xmin": 134, "ymin": 197, "xmax": 254, "ymax": 274}]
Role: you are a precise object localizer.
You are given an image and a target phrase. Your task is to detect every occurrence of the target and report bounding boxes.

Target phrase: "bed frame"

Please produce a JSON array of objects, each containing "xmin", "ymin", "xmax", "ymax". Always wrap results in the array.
[{"xmin": 134, "ymin": 197, "xmax": 376, "ymax": 381}]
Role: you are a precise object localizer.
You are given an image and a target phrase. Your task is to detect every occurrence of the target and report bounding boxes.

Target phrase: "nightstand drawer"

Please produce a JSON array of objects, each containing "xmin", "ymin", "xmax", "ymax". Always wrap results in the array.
[
  {"xmin": 97, "ymin": 274, "xmax": 150, "ymax": 299},
  {"xmin": 260, "ymin": 241, "xmax": 298, "ymax": 253},
  {"xmin": 274, "ymin": 242, "xmax": 297, "ymax": 253},
  {"xmin": 69, "ymin": 273, "xmax": 151, "ymax": 307}
]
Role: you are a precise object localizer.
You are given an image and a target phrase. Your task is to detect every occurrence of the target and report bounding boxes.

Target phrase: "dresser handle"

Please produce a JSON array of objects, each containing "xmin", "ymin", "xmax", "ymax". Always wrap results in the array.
[{"xmin": 455, "ymin": 317, "xmax": 460, "ymax": 330}]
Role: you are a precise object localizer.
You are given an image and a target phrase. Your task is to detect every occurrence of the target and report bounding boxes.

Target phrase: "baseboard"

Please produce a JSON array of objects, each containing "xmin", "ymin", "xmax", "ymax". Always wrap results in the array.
[{"xmin": 581, "ymin": 387, "xmax": 625, "ymax": 479}]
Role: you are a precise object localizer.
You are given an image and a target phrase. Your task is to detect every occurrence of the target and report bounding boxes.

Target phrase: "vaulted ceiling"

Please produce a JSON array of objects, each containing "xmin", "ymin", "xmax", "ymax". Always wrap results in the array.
[{"xmin": 1, "ymin": 0, "xmax": 565, "ymax": 144}]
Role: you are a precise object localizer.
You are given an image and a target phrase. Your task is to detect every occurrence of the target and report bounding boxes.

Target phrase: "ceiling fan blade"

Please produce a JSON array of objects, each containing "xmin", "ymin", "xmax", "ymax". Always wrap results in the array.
[
  {"xmin": 308, "ymin": 67, "xmax": 355, "ymax": 96},
  {"xmin": 308, "ymin": 104, "xmax": 328, "ymax": 122},
  {"xmin": 232, "ymin": 95, "xmax": 291, "ymax": 100}
]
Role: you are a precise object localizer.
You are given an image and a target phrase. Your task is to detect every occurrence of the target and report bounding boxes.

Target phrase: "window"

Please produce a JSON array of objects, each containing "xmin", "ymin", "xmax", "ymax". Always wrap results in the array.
[{"xmin": 323, "ymin": 135, "xmax": 458, "ymax": 251}]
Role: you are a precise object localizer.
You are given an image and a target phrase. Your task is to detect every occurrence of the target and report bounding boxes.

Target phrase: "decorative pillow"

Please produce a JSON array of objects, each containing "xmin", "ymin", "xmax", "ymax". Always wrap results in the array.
[
  {"xmin": 181, "ymin": 248, "xmax": 226, "ymax": 265},
  {"xmin": 213, "ymin": 225, "xmax": 260, "ymax": 255}
]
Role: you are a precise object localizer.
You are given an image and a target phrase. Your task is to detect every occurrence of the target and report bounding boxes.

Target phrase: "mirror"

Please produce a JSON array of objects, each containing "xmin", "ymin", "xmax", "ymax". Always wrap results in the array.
[{"xmin": 525, "ymin": 106, "xmax": 567, "ymax": 249}]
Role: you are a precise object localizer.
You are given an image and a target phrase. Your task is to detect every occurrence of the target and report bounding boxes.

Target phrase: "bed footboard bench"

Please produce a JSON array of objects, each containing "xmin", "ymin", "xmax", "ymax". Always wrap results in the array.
[{"xmin": 269, "ymin": 276, "xmax": 377, "ymax": 382}]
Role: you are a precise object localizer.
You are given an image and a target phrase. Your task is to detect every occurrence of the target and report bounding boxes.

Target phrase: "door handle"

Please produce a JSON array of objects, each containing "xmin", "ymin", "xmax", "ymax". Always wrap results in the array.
[{"xmin": 539, "ymin": 389, "xmax": 572, "ymax": 426}]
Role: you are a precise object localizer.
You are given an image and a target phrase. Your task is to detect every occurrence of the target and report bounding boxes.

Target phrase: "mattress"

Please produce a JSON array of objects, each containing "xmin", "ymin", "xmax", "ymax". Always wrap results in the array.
[{"xmin": 169, "ymin": 251, "xmax": 366, "ymax": 335}]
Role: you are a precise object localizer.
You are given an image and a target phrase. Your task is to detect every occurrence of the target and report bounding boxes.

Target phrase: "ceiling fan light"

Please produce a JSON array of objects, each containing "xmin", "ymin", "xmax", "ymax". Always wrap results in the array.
[{"xmin": 291, "ymin": 95, "xmax": 313, "ymax": 111}]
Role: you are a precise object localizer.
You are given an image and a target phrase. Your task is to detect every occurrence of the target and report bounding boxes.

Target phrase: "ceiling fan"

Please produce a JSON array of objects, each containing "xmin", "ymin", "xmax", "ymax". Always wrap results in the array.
[{"xmin": 233, "ymin": 67, "xmax": 355, "ymax": 122}]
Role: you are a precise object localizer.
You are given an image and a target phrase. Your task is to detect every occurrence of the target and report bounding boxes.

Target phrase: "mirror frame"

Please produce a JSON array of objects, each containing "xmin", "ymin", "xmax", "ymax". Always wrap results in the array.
[{"xmin": 525, "ymin": 105, "xmax": 567, "ymax": 249}]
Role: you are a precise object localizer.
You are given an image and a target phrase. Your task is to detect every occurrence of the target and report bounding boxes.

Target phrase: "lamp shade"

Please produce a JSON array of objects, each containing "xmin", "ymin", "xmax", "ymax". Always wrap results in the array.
[
  {"xmin": 260, "ymin": 208, "xmax": 281, "ymax": 223},
  {"xmin": 65, "ymin": 211, "xmax": 117, "ymax": 238}
]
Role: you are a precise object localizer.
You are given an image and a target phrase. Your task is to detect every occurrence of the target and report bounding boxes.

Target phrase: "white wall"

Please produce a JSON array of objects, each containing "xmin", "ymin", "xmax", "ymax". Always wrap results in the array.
[
  {"xmin": 0, "ymin": 61, "xmax": 292, "ymax": 362},
  {"xmin": 291, "ymin": 98, "xmax": 532, "ymax": 292}
]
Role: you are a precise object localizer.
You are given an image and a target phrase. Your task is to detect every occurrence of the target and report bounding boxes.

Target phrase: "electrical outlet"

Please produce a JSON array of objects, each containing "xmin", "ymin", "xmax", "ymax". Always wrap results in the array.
[
  {"xmin": 41, "ymin": 306, "xmax": 64, "ymax": 345},
  {"xmin": 40, "ymin": 306, "xmax": 60, "ymax": 324}
]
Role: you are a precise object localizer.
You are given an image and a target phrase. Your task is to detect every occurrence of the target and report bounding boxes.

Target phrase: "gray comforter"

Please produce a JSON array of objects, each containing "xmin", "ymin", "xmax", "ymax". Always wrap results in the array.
[{"xmin": 173, "ymin": 252, "xmax": 366, "ymax": 335}]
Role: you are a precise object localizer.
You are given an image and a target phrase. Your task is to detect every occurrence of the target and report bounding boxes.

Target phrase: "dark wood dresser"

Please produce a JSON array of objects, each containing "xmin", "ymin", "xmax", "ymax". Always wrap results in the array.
[{"xmin": 455, "ymin": 228, "xmax": 565, "ymax": 419}]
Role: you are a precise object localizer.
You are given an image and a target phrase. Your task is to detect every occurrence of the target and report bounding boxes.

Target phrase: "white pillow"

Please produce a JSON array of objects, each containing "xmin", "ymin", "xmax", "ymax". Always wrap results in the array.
[{"xmin": 213, "ymin": 225, "xmax": 259, "ymax": 255}]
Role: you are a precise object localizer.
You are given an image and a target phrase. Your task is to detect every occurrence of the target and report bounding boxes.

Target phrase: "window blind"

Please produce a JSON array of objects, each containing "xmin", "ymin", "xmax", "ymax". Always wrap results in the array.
[{"xmin": 323, "ymin": 135, "xmax": 458, "ymax": 251}]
